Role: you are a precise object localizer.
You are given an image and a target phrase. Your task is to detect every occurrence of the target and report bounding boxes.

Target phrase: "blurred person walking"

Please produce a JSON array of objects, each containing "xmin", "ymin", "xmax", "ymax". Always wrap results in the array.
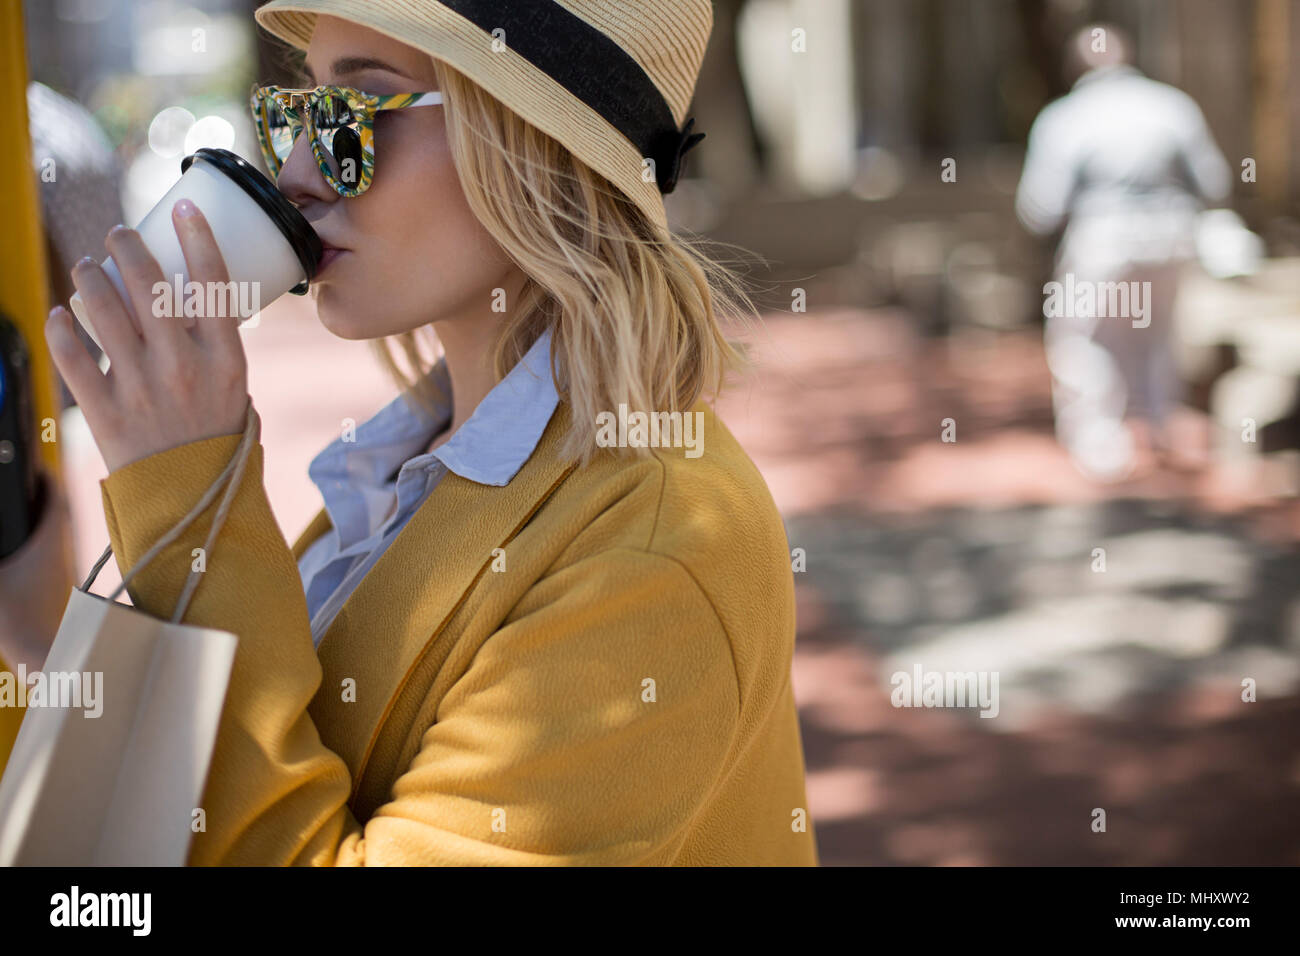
[{"xmin": 1016, "ymin": 23, "xmax": 1231, "ymax": 481}]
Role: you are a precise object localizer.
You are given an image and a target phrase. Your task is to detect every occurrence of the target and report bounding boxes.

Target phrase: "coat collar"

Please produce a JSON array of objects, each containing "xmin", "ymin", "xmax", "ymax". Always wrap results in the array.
[{"xmin": 291, "ymin": 398, "xmax": 579, "ymax": 805}]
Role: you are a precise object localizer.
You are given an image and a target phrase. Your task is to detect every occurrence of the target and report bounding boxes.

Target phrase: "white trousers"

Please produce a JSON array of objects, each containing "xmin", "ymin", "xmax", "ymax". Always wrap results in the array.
[{"xmin": 1043, "ymin": 261, "xmax": 1184, "ymax": 479}]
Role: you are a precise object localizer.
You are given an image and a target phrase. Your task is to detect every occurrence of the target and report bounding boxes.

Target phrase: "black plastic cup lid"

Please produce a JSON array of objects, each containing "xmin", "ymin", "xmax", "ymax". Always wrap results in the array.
[{"xmin": 179, "ymin": 147, "xmax": 322, "ymax": 295}]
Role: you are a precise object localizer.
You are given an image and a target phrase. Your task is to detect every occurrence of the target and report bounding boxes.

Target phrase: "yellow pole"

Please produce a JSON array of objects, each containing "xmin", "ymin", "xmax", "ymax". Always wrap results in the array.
[{"xmin": 0, "ymin": 1, "xmax": 60, "ymax": 770}]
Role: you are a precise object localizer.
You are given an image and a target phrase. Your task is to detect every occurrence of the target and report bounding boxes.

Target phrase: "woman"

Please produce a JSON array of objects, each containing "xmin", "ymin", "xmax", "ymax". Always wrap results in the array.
[{"xmin": 44, "ymin": 0, "xmax": 817, "ymax": 866}]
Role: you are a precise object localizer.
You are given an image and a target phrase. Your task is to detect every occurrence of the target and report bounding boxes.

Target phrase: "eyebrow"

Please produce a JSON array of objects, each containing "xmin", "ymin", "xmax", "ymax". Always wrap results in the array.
[{"xmin": 302, "ymin": 55, "xmax": 416, "ymax": 84}]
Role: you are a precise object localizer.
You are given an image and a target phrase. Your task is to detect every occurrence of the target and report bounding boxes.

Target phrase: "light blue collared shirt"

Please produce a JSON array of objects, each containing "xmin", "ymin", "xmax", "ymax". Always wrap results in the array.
[{"xmin": 297, "ymin": 328, "xmax": 559, "ymax": 648}]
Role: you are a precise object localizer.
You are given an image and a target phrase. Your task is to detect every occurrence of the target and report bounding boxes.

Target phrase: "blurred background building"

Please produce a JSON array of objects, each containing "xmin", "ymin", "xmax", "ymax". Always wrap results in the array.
[{"xmin": 18, "ymin": 0, "xmax": 1300, "ymax": 864}]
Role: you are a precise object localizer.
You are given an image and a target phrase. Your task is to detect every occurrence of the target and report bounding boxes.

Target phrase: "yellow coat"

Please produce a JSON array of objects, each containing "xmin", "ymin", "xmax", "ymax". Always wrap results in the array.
[{"xmin": 99, "ymin": 398, "xmax": 818, "ymax": 865}]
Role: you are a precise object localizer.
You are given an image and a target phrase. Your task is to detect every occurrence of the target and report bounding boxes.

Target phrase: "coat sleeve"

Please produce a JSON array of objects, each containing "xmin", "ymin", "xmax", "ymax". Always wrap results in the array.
[
  {"xmin": 1015, "ymin": 107, "xmax": 1074, "ymax": 237},
  {"xmin": 100, "ymin": 433, "xmax": 741, "ymax": 865},
  {"xmin": 1176, "ymin": 97, "xmax": 1232, "ymax": 205}
]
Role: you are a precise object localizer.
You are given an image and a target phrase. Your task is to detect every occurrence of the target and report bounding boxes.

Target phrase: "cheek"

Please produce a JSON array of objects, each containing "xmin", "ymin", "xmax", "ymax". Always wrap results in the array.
[{"xmin": 316, "ymin": 116, "xmax": 515, "ymax": 336}]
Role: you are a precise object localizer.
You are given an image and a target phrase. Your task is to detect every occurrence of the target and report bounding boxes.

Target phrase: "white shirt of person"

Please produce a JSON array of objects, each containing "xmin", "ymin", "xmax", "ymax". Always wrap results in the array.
[{"xmin": 1015, "ymin": 63, "xmax": 1232, "ymax": 280}]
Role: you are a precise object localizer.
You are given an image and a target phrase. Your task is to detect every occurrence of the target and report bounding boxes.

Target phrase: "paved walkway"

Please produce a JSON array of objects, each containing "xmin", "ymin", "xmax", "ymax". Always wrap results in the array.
[{"xmin": 715, "ymin": 307, "xmax": 1300, "ymax": 865}]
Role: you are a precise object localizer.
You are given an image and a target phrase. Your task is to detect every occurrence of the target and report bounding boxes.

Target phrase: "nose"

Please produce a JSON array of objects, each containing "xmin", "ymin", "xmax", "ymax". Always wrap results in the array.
[{"xmin": 275, "ymin": 124, "xmax": 337, "ymax": 207}]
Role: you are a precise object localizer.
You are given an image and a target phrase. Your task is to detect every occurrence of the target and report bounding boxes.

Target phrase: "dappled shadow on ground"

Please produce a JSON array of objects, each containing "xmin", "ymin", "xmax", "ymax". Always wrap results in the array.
[
  {"xmin": 717, "ymin": 307, "xmax": 1300, "ymax": 865},
  {"xmin": 797, "ymin": 632, "xmax": 1300, "ymax": 866},
  {"xmin": 790, "ymin": 503, "xmax": 1300, "ymax": 866}
]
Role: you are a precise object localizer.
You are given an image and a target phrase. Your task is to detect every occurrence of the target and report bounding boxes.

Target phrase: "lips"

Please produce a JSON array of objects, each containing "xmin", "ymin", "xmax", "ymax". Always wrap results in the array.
[{"xmin": 316, "ymin": 242, "xmax": 349, "ymax": 276}]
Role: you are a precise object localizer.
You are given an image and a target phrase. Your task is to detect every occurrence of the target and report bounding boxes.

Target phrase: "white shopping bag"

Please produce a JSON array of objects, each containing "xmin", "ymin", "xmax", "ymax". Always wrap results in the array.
[{"xmin": 0, "ymin": 404, "xmax": 259, "ymax": 865}]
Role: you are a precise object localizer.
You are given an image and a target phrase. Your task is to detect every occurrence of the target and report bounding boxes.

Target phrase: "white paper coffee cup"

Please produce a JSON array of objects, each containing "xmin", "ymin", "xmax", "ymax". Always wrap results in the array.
[{"xmin": 69, "ymin": 148, "xmax": 322, "ymax": 349}]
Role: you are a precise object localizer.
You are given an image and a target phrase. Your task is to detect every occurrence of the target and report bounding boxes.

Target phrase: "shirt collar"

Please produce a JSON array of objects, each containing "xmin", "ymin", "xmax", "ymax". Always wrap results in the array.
[
  {"xmin": 307, "ymin": 326, "xmax": 559, "ymax": 495},
  {"xmin": 1072, "ymin": 63, "xmax": 1140, "ymax": 90},
  {"xmin": 433, "ymin": 326, "xmax": 560, "ymax": 485}
]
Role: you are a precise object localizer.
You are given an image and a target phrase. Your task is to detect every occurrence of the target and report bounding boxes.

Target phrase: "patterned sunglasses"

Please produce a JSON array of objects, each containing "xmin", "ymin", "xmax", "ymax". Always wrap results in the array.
[{"xmin": 249, "ymin": 84, "xmax": 443, "ymax": 197}]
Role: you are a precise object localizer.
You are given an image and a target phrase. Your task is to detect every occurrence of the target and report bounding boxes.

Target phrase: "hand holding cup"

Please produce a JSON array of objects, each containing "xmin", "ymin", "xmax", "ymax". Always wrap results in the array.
[{"xmin": 44, "ymin": 200, "xmax": 251, "ymax": 476}]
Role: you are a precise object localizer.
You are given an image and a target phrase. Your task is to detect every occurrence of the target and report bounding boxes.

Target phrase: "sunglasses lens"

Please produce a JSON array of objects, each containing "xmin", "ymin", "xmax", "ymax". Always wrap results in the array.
[
  {"xmin": 311, "ymin": 92, "xmax": 366, "ymax": 189},
  {"xmin": 260, "ymin": 97, "xmax": 298, "ymax": 167}
]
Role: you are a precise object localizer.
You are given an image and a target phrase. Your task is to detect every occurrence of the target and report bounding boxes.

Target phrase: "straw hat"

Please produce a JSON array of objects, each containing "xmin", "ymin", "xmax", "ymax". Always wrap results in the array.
[{"xmin": 252, "ymin": 0, "xmax": 713, "ymax": 231}]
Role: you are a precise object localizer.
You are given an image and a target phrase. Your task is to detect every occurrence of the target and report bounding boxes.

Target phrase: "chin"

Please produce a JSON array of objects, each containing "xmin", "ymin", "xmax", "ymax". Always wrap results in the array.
[{"xmin": 312, "ymin": 289, "xmax": 369, "ymax": 340}]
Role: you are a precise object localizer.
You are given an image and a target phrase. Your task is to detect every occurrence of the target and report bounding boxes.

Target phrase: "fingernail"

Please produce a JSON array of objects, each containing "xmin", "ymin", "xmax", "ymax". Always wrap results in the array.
[
  {"xmin": 175, "ymin": 198, "xmax": 197, "ymax": 218},
  {"xmin": 108, "ymin": 223, "xmax": 128, "ymax": 236},
  {"xmin": 76, "ymin": 256, "xmax": 96, "ymax": 267}
]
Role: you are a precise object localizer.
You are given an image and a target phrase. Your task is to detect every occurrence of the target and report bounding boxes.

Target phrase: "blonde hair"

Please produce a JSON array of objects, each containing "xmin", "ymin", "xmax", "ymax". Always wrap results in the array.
[{"xmin": 369, "ymin": 59, "xmax": 759, "ymax": 465}]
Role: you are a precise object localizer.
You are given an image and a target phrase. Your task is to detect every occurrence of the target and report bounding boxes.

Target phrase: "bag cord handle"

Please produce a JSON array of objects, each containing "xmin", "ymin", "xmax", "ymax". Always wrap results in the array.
[{"xmin": 81, "ymin": 400, "xmax": 261, "ymax": 624}]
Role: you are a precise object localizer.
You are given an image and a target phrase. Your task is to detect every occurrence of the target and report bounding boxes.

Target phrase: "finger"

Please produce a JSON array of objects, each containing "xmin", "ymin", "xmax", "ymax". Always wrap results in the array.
[
  {"xmin": 104, "ymin": 224, "xmax": 191, "ymax": 348},
  {"xmin": 69, "ymin": 257, "xmax": 144, "ymax": 379},
  {"xmin": 44, "ymin": 306, "xmax": 111, "ymax": 419},
  {"xmin": 172, "ymin": 200, "xmax": 241, "ymax": 354}
]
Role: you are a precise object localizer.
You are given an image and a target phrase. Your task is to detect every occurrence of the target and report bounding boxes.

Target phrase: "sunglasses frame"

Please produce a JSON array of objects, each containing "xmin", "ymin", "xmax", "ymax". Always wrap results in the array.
[{"xmin": 249, "ymin": 83, "xmax": 443, "ymax": 197}]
